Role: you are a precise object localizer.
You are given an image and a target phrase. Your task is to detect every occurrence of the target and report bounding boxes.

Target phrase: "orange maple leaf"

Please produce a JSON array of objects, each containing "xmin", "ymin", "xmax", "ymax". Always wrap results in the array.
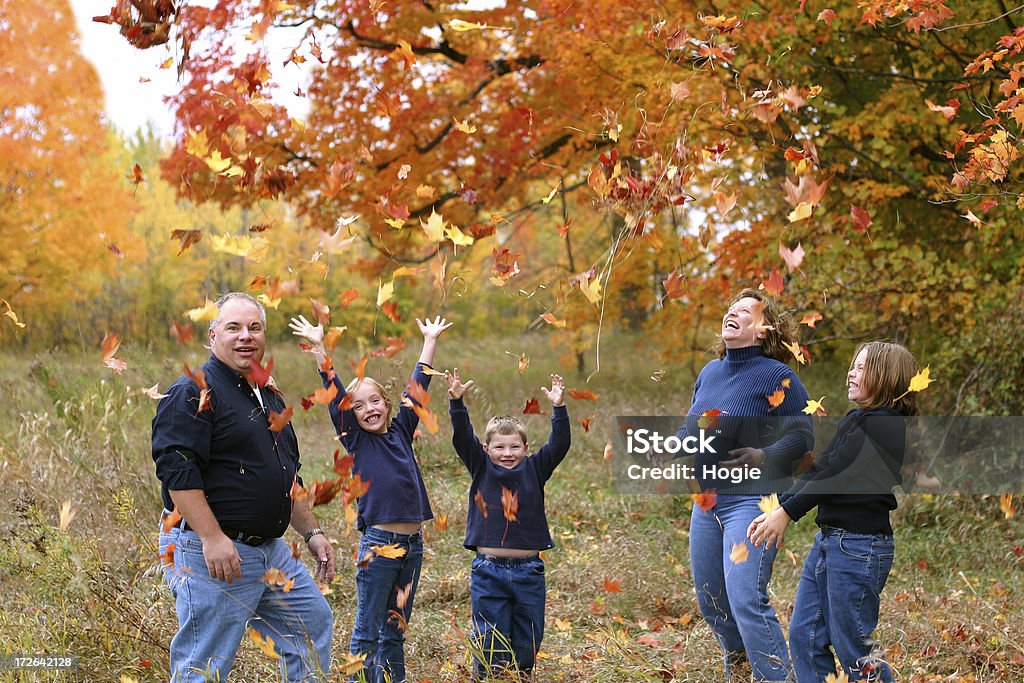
[
  {"xmin": 663, "ymin": 271, "xmax": 686, "ymax": 300},
  {"xmin": 381, "ymin": 301, "xmax": 401, "ymax": 323},
  {"xmin": 581, "ymin": 417, "xmax": 592, "ymax": 432},
  {"xmin": 332, "ymin": 450, "xmax": 354, "ymax": 477},
  {"xmin": 338, "ymin": 288, "xmax": 360, "ymax": 307},
  {"xmin": 372, "ymin": 543, "xmax": 408, "ymax": 559},
  {"xmin": 370, "ymin": 337, "xmax": 406, "ymax": 359},
  {"xmin": 301, "ymin": 383, "xmax": 339, "ymax": 410},
  {"xmin": 691, "ymin": 490, "xmax": 717, "ymax": 511},
  {"xmin": 170, "ymin": 320, "xmax": 194, "ymax": 344},
  {"xmin": 161, "ymin": 508, "xmax": 182, "ymax": 534},
  {"xmin": 523, "ymin": 397, "xmax": 542, "ymax": 414},
  {"xmin": 343, "ymin": 474, "xmax": 371, "ymax": 505},
  {"xmin": 160, "ymin": 542, "xmax": 176, "ymax": 566},
  {"xmin": 474, "ymin": 490, "xmax": 489, "ymax": 519},
  {"xmin": 268, "ymin": 407, "xmax": 294, "ymax": 432},
  {"xmin": 310, "ymin": 478, "xmax": 343, "ymax": 506},
  {"xmin": 500, "ymin": 486, "xmax": 519, "ymax": 522},
  {"xmin": 100, "ymin": 332, "xmax": 121, "ymax": 362},
  {"xmin": 762, "ymin": 269, "xmax": 785, "ymax": 296},
  {"xmin": 170, "ymin": 229, "xmax": 202, "ymax": 255},
  {"xmin": 434, "ymin": 512, "xmax": 449, "ymax": 531},
  {"xmin": 183, "ymin": 363, "xmax": 208, "ymax": 390},
  {"xmin": 246, "ymin": 627, "xmax": 280, "ymax": 660},
  {"xmin": 603, "ymin": 577, "xmax": 623, "ymax": 593},
  {"xmin": 349, "ymin": 355, "xmax": 368, "ymax": 381},
  {"xmin": 766, "ymin": 388, "xmax": 786, "ymax": 409},
  {"xmin": 569, "ymin": 389, "xmax": 600, "ymax": 400},
  {"xmin": 539, "ymin": 312, "xmax": 567, "ymax": 328},
  {"xmin": 310, "ymin": 298, "xmax": 331, "ymax": 326}
]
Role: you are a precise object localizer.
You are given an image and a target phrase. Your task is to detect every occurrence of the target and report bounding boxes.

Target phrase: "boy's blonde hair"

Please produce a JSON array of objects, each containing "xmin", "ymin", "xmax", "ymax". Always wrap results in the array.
[
  {"xmin": 345, "ymin": 376, "xmax": 394, "ymax": 430},
  {"xmin": 484, "ymin": 415, "xmax": 529, "ymax": 446},
  {"xmin": 851, "ymin": 341, "xmax": 919, "ymax": 416}
]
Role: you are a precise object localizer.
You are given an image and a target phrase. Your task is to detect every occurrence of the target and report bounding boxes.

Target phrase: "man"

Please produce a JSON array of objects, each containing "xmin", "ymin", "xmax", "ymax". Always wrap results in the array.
[{"xmin": 153, "ymin": 292, "xmax": 334, "ymax": 681}]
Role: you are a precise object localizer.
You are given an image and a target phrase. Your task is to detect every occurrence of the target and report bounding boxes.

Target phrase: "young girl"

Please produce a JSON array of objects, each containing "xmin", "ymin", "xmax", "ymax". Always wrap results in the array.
[
  {"xmin": 289, "ymin": 313, "xmax": 452, "ymax": 683},
  {"xmin": 748, "ymin": 341, "xmax": 918, "ymax": 683}
]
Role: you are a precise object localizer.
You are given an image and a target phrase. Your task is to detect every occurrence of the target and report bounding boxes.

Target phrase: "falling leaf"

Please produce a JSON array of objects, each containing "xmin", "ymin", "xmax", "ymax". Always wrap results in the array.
[
  {"xmin": 730, "ymin": 542, "xmax": 749, "ymax": 564},
  {"xmin": 907, "ymin": 366, "xmax": 934, "ymax": 393},
  {"xmin": 161, "ymin": 508, "xmax": 182, "ymax": 533},
  {"xmin": 448, "ymin": 18, "xmax": 502, "ymax": 31},
  {"xmin": 101, "ymin": 333, "xmax": 121, "ymax": 362},
  {"xmin": 1000, "ymin": 493, "xmax": 1016, "ymax": 519},
  {"xmin": 697, "ymin": 409, "xmax": 721, "ymax": 430},
  {"xmin": 692, "ymin": 490, "xmax": 717, "ymax": 511},
  {"xmin": 390, "ymin": 39, "xmax": 415, "ymax": 69},
  {"xmin": 926, "ymin": 98, "xmax": 960, "ymax": 122},
  {"xmin": 714, "ymin": 191, "xmax": 737, "ymax": 218},
  {"xmin": 782, "ymin": 378, "xmax": 791, "ymax": 388},
  {"xmin": 569, "ymin": 389, "xmax": 600, "ymax": 400},
  {"xmin": 474, "ymin": 490, "xmax": 489, "ymax": 519},
  {"xmin": 817, "ymin": 8, "xmax": 838, "ymax": 24},
  {"xmin": 246, "ymin": 628, "xmax": 280, "ymax": 660},
  {"xmin": 160, "ymin": 542, "xmax": 176, "ymax": 566},
  {"xmin": 779, "ymin": 242, "xmax": 805, "ymax": 272},
  {"xmin": 762, "ymin": 269, "xmax": 785, "ymax": 296},
  {"xmin": 340, "ymin": 652, "xmax": 367, "ymax": 676},
  {"xmin": 523, "ymin": 398, "xmax": 542, "ymax": 414},
  {"xmin": 377, "ymin": 279, "xmax": 395, "ymax": 307},
  {"xmin": 850, "ymin": 205, "xmax": 873, "ymax": 233},
  {"xmin": 142, "ymin": 383, "xmax": 170, "ymax": 400},
  {"xmin": 581, "ymin": 417, "xmax": 592, "ymax": 432},
  {"xmin": 783, "ymin": 340, "xmax": 807, "ymax": 365},
  {"xmin": 262, "ymin": 568, "xmax": 295, "ymax": 592},
  {"xmin": 603, "ymin": 577, "xmax": 622, "ymax": 593},
  {"xmin": 58, "ymin": 499, "xmax": 77, "ymax": 532},
  {"xmin": 758, "ymin": 493, "xmax": 780, "ymax": 514},
  {"xmin": 301, "ymin": 384, "xmax": 339, "ymax": 410},
  {"xmin": 541, "ymin": 183, "xmax": 559, "ymax": 204},
  {"xmin": 540, "ymin": 312, "xmax": 567, "ymax": 328},
  {"xmin": 787, "ymin": 201, "xmax": 814, "ymax": 223},
  {"xmin": 963, "ymin": 210, "xmax": 983, "ymax": 228},
  {"xmin": 323, "ymin": 326, "xmax": 348, "ymax": 352},
  {"xmin": 185, "ymin": 128, "xmax": 210, "ymax": 158},
  {"xmin": 1, "ymin": 299, "xmax": 26, "ymax": 328},
  {"xmin": 800, "ymin": 311, "xmax": 823, "ymax": 328},
  {"xmin": 310, "ymin": 298, "xmax": 331, "ymax": 326},
  {"xmin": 434, "ymin": 512, "xmax": 449, "ymax": 531},
  {"xmin": 104, "ymin": 357, "xmax": 128, "ymax": 374},
  {"xmin": 338, "ymin": 289, "xmax": 360, "ymax": 307},
  {"xmin": 185, "ymin": 299, "xmax": 219, "ymax": 322},
  {"xmin": 349, "ymin": 355, "xmax": 369, "ymax": 381},
  {"xmin": 500, "ymin": 485, "xmax": 519, "ymax": 522},
  {"xmin": 268, "ymin": 407, "xmax": 294, "ymax": 432},
  {"xmin": 372, "ymin": 543, "xmax": 407, "ymax": 559},
  {"xmin": 663, "ymin": 271, "xmax": 686, "ymax": 300},
  {"xmin": 453, "ymin": 117, "xmax": 477, "ymax": 134},
  {"xmin": 803, "ymin": 397, "xmax": 827, "ymax": 416},
  {"xmin": 766, "ymin": 388, "xmax": 786, "ymax": 409},
  {"xmin": 170, "ymin": 320, "xmax": 194, "ymax": 344},
  {"xmin": 518, "ymin": 352, "xmax": 530, "ymax": 373},
  {"xmin": 445, "ymin": 224, "xmax": 475, "ymax": 246},
  {"xmin": 398, "ymin": 164, "xmax": 411, "ymax": 179},
  {"xmin": 381, "ymin": 301, "xmax": 401, "ymax": 323}
]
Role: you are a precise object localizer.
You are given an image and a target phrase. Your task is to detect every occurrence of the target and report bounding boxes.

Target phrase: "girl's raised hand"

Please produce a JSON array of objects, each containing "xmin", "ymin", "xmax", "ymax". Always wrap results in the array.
[
  {"xmin": 541, "ymin": 374, "xmax": 565, "ymax": 407},
  {"xmin": 416, "ymin": 315, "xmax": 454, "ymax": 340},
  {"xmin": 288, "ymin": 315, "xmax": 324, "ymax": 346},
  {"xmin": 444, "ymin": 367, "xmax": 475, "ymax": 400}
]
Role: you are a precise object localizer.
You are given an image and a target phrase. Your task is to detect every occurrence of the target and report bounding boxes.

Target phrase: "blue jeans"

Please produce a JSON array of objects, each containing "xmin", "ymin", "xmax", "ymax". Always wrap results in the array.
[
  {"xmin": 790, "ymin": 527, "xmax": 895, "ymax": 682},
  {"xmin": 163, "ymin": 528, "xmax": 333, "ymax": 682},
  {"xmin": 470, "ymin": 553, "xmax": 546, "ymax": 678},
  {"xmin": 690, "ymin": 495, "xmax": 792, "ymax": 680},
  {"xmin": 350, "ymin": 527, "xmax": 424, "ymax": 683}
]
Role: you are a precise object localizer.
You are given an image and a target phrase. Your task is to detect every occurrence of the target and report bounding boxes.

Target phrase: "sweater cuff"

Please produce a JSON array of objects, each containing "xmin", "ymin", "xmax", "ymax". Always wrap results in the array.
[{"xmin": 780, "ymin": 499, "xmax": 807, "ymax": 524}]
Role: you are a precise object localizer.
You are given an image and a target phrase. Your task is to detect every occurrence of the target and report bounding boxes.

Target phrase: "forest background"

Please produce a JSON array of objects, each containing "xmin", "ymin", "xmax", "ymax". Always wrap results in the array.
[{"xmin": 1, "ymin": 0, "xmax": 1023, "ymax": 680}]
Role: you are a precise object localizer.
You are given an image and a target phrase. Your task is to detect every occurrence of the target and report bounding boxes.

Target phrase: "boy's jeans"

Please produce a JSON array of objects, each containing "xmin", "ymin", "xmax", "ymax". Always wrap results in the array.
[
  {"xmin": 349, "ymin": 526, "xmax": 424, "ymax": 683},
  {"xmin": 159, "ymin": 526, "xmax": 333, "ymax": 682},
  {"xmin": 790, "ymin": 527, "xmax": 895, "ymax": 683},
  {"xmin": 470, "ymin": 553, "xmax": 546, "ymax": 678},
  {"xmin": 690, "ymin": 495, "xmax": 792, "ymax": 681}
]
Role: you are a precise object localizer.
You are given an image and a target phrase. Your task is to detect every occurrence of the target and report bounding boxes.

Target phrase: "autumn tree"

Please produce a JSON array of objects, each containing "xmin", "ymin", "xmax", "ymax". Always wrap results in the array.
[{"xmin": 0, "ymin": 0, "xmax": 139, "ymax": 341}]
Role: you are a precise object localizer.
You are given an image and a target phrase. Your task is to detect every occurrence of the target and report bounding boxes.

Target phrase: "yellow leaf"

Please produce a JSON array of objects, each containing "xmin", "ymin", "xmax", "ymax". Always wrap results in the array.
[
  {"xmin": 758, "ymin": 493, "xmax": 780, "ymax": 514},
  {"xmin": 453, "ymin": 117, "xmax": 477, "ymax": 134},
  {"xmin": 783, "ymin": 339, "xmax": 807, "ymax": 365},
  {"xmin": 341, "ymin": 652, "xmax": 367, "ymax": 676},
  {"xmin": 159, "ymin": 56, "xmax": 173, "ymax": 69},
  {"xmin": 730, "ymin": 542, "xmax": 749, "ymax": 564},
  {"xmin": 553, "ymin": 618, "xmax": 572, "ymax": 632},
  {"xmin": 345, "ymin": 503, "xmax": 358, "ymax": 526},
  {"xmin": 449, "ymin": 18, "xmax": 489, "ymax": 31},
  {"xmin": 542, "ymin": 183, "xmax": 560, "ymax": 204},
  {"xmin": 371, "ymin": 543, "xmax": 408, "ymax": 559},
  {"xmin": 185, "ymin": 299, "xmax": 219, "ymax": 322},
  {"xmin": 577, "ymin": 271, "xmax": 602, "ymax": 304},
  {"xmin": 384, "ymin": 217, "xmax": 406, "ymax": 230},
  {"xmin": 1000, "ymin": 493, "xmax": 1015, "ymax": 519},
  {"xmin": 1, "ymin": 299, "xmax": 26, "ymax": 328},
  {"xmin": 246, "ymin": 627, "xmax": 280, "ymax": 660},
  {"xmin": 210, "ymin": 233, "xmax": 269, "ymax": 261},
  {"xmin": 376, "ymin": 279, "xmax": 395, "ymax": 307},
  {"xmin": 420, "ymin": 209, "xmax": 446, "ymax": 242},
  {"xmin": 185, "ymin": 129, "xmax": 210, "ymax": 158},
  {"xmin": 415, "ymin": 184, "xmax": 436, "ymax": 199},
  {"xmin": 220, "ymin": 164, "xmax": 245, "ymax": 178},
  {"xmin": 907, "ymin": 366, "xmax": 934, "ymax": 393},
  {"xmin": 391, "ymin": 266, "xmax": 424, "ymax": 279},
  {"xmin": 803, "ymin": 397, "xmax": 827, "ymax": 416},
  {"xmin": 787, "ymin": 201, "xmax": 814, "ymax": 223},
  {"xmin": 204, "ymin": 150, "xmax": 232, "ymax": 173},
  {"xmin": 257, "ymin": 293, "xmax": 281, "ymax": 309},
  {"xmin": 142, "ymin": 383, "xmax": 170, "ymax": 400},
  {"xmin": 290, "ymin": 117, "xmax": 307, "ymax": 132},
  {"xmin": 58, "ymin": 499, "xmax": 77, "ymax": 532},
  {"xmin": 445, "ymin": 224, "xmax": 475, "ymax": 246}
]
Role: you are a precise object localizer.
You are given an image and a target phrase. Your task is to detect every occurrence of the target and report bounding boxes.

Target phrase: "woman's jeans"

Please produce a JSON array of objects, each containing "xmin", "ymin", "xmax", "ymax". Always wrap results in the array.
[
  {"xmin": 158, "ymin": 523, "xmax": 333, "ymax": 682},
  {"xmin": 470, "ymin": 553, "xmax": 546, "ymax": 678},
  {"xmin": 790, "ymin": 527, "xmax": 895, "ymax": 682},
  {"xmin": 349, "ymin": 526, "xmax": 424, "ymax": 683},
  {"xmin": 690, "ymin": 495, "xmax": 792, "ymax": 680}
]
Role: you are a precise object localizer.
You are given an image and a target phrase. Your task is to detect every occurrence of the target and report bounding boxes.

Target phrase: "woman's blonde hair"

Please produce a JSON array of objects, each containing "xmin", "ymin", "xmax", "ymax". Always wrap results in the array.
[
  {"xmin": 850, "ymin": 341, "xmax": 919, "ymax": 416},
  {"xmin": 713, "ymin": 288, "xmax": 800, "ymax": 364},
  {"xmin": 345, "ymin": 376, "xmax": 394, "ymax": 430}
]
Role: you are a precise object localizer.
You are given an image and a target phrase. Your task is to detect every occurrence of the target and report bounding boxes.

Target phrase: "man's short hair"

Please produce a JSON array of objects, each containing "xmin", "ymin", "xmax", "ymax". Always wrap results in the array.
[
  {"xmin": 484, "ymin": 415, "xmax": 528, "ymax": 446},
  {"xmin": 208, "ymin": 292, "xmax": 267, "ymax": 333}
]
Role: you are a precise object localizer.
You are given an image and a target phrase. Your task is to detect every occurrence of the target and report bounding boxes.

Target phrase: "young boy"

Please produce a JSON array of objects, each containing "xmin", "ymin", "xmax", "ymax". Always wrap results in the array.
[{"xmin": 445, "ymin": 368, "xmax": 571, "ymax": 680}]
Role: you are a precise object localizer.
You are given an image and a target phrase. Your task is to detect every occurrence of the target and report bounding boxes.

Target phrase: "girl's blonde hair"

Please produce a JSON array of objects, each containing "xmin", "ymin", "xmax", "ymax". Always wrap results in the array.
[
  {"xmin": 345, "ymin": 376, "xmax": 394, "ymax": 430},
  {"xmin": 713, "ymin": 288, "xmax": 800, "ymax": 364},
  {"xmin": 851, "ymin": 341, "xmax": 919, "ymax": 416}
]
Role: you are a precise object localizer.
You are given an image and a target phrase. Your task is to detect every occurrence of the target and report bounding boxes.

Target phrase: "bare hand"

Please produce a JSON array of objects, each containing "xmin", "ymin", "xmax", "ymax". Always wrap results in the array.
[
  {"xmin": 445, "ymin": 367, "xmax": 475, "ymax": 400},
  {"xmin": 541, "ymin": 374, "xmax": 565, "ymax": 407},
  {"xmin": 308, "ymin": 534, "xmax": 335, "ymax": 584},
  {"xmin": 203, "ymin": 534, "xmax": 242, "ymax": 583},
  {"xmin": 416, "ymin": 315, "xmax": 454, "ymax": 340},
  {"xmin": 721, "ymin": 447, "xmax": 765, "ymax": 469},
  {"xmin": 289, "ymin": 315, "xmax": 325, "ymax": 347},
  {"xmin": 747, "ymin": 508, "xmax": 791, "ymax": 549}
]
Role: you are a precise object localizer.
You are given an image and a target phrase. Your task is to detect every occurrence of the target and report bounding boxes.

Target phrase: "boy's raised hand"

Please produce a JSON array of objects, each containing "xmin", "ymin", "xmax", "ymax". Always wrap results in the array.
[
  {"xmin": 289, "ymin": 315, "xmax": 325, "ymax": 347},
  {"xmin": 444, "ymin": 367, "xmax": 475, "ymax": 400},
  {"xmin": 416, "ymin": 315, "xmax": 454, "ymax": 340},
  {"xmin": 541, "ymin": 374, "xmax": 565, "ymax": 407}
]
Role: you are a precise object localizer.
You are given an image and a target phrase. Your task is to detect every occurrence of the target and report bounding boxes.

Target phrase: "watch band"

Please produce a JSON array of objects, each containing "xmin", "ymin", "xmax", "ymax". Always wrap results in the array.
[{"xmin": 303, "ymin": 527, "xmax": 324, "ymax": 543}]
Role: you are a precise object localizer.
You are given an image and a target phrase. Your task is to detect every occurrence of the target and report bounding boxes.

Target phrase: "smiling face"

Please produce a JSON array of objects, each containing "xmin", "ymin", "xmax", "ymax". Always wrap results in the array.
[
  {"xmin": 350, "ymin": 380, "xmax": 390, "ymax": 434},
  {"xmin": 208, "ymin": 298, "xmax": 265, "ymax": 375},
  {"xmin": 721, "ymin": 296, "xmax": 765, "ymax": 348},
  {"xmin": 484, "ymin": 433, "xmax": 528, "ymax": 469},
  {"xmin": 847, "ymin": 347, "xmax": 869, "ymax": 403}
]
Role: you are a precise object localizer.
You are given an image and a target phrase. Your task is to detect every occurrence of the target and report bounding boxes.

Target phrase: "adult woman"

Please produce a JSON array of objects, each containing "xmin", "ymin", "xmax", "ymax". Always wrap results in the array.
[{"xmin": 677, "ymin": 288, "xmax": 813, "ymax": 680}]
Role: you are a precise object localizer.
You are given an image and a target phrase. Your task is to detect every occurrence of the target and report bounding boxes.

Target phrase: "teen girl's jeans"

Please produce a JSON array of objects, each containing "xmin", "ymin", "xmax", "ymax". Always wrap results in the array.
[
  {"xmin": 690, "ymin": 495, "xmax": 792, "ymax": 681},
  {"xmin": 159, "ymin": 525, "xmax": 333, "ymax": 682},
  {"xmin": 349, "ymin": 526, "xmax": 424, "ymax": 683},
  {"xmin": 470, "ymin": 553, "xmax": 546, "ymax": 679},
  {"xmin": 790, "ymin": 526, "xmax": 895, "ymax": 682}
]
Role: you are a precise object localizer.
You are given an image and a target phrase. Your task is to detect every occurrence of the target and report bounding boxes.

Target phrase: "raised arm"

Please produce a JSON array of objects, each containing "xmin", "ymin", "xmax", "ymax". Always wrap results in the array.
[
  {"xmin": 289, "ymin": 314, "xmax": 357, "ymax": 441},
  {"xmin": 288, "ymin": 315, "xmax": 329, "ymax": 368},
  {"xmin": 446, "ymin": 368, "xmax": 486, "ymax": 473},
  {"xmin": 534, "ymin": 374, "xmax": 571, "ymax": 477},
  {"xmin": 416, "ymin": 315, "xmax": 453, "ymax": 367}
]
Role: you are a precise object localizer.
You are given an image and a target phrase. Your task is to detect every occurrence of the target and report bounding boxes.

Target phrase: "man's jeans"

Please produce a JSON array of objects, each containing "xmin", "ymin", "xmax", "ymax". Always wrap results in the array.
[
  {"xmin": 690, "ymin": 495, "xmax": 792, "ymax": 681},
  {"xmin": 790, "ymin": 527, "xmax": 895, "ymax": 682},
  {"xmin": 470, "ymin": 553, "xmax": 546, "ymax": 679},
  {"xmin": 159, "ymin": 527, "xmax": 333, "ymax": 682},
  {"xmin": 349, "ymin": 527, "xmax": 424, "ymax": 683}
]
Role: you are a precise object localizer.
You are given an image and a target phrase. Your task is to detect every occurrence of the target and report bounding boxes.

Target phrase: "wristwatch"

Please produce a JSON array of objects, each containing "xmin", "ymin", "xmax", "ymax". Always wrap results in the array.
[{"xmin": 303, "ymin": 527, "xmax": 325, "ymax": 543}]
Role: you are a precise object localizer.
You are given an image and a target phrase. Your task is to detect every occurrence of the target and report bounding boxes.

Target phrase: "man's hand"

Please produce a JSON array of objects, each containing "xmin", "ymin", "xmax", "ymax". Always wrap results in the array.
[
  {"xmin": 416, "ymin": 315, "xmax": 453, "ymax": 340},
  {"xmin": 721, "ymin": 447, "xmax": 765, "ymax": 469},
  {"xmin": 445, "ymin": 367, "xmax": 475, "ymax": 400},
  {"xmin": 541, "ymin": 374, "xmax": 565, "ymax": 407},
  {"xmin": 308, "ymin": 534, "xmax": 335, "ymax": 584},
  {"xmin": 288, "ymin": 315, "xmax": 325, "ymax": 347},
  {"xmin": 203, "ymin": 534, "xmax": 242, "ymax": 583},
  {"xmin": 747, "ymin": 507, "xmax": 792, "ymax": 549}
]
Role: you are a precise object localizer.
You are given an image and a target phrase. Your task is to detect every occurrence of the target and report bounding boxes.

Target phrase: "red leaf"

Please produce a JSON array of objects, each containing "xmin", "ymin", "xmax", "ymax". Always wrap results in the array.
[
  {"xmin": 100, "ymin": 332, "xmax": 121, "ymax": 362},
  {"xmin": 381, "ymin": 301, "xmax": 401, "ymax": 323},
  {"xmin": 170, "ymin": 321, "xmax": 194, "ymax": 345},
  {"xmin": 603, "ymin": 577, "xmax": 622, "ymax": 593},
  {"xmin": 246, "ymin": 356, "xmax": 274, "ymax": 388},
  {"xmin": 850, "ymin": 204, "xmax": 873, "ymax": 233},
  {"xmin": 581, "ymin": 417, "xmax": 592, "ymax": 432},
  {"xmin": 474, "ymin": 490, "xmax": 488, "ymax": 519},
  {"xmin": 523, "ymin": 397, "xmax": 542, "ymax": 414},
  {"xmin": 663, "ymin": 271, "xmax": 686, "ymax": 300},
  {"xmin": 568, "ymin": 389, "xmax": 599, "ymax": 400},
  {"xmin": 338, "ymin": 288, "xmax": 360, "ymax": 307},
  {"xmin": 183, "ymin": 363, "xmax": 208, "ymax": 390},
  {"xmin": 762, "ymin": 269, "xmax": 785, "ymax": 296}
]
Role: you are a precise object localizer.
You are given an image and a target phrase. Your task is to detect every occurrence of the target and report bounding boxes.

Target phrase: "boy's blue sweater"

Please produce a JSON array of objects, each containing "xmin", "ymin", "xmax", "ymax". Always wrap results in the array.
[
  {"xmin": 320, "ymin": 362, "xmax": 434, "ymax": 531},
  {"xmin": 677, "ymin": 345, "xmax": 813, "ymax": 493},
  {"xmin": 449, "ymin": 398, "xmax": 570, "ymax": 551}
]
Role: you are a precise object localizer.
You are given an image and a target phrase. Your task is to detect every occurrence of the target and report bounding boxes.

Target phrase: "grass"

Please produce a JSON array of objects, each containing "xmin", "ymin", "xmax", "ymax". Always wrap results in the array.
[{"xmin": 0, "ymin": 332, "xmax": 1022, "ymax": 682}]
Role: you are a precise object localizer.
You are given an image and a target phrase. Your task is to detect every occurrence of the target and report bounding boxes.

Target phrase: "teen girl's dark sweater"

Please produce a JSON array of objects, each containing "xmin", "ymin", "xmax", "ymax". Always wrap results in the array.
[
  {"xmin": 780, "ymin": 407, "xmax": 906, "ymax": 535},
  {"xmin": 677, "ymin": 345, "xmax": 813, "ymax": 494},
  {"xmin": 449, "ymin": 397, "xmax": 570, "ymax": 551}
]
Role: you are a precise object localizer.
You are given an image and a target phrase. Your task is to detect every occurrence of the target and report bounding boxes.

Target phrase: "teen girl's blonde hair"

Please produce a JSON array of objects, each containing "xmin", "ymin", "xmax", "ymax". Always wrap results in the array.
[{"xmin": 851, "ymin": 341, "xmax": 919, "ymax": 416}]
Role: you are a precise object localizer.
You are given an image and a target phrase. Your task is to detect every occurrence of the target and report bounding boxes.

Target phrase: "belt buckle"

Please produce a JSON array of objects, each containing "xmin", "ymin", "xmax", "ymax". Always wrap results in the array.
[{"xmin": 240, "ymin": 533, "xmax": 265, "ymax": 546}]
